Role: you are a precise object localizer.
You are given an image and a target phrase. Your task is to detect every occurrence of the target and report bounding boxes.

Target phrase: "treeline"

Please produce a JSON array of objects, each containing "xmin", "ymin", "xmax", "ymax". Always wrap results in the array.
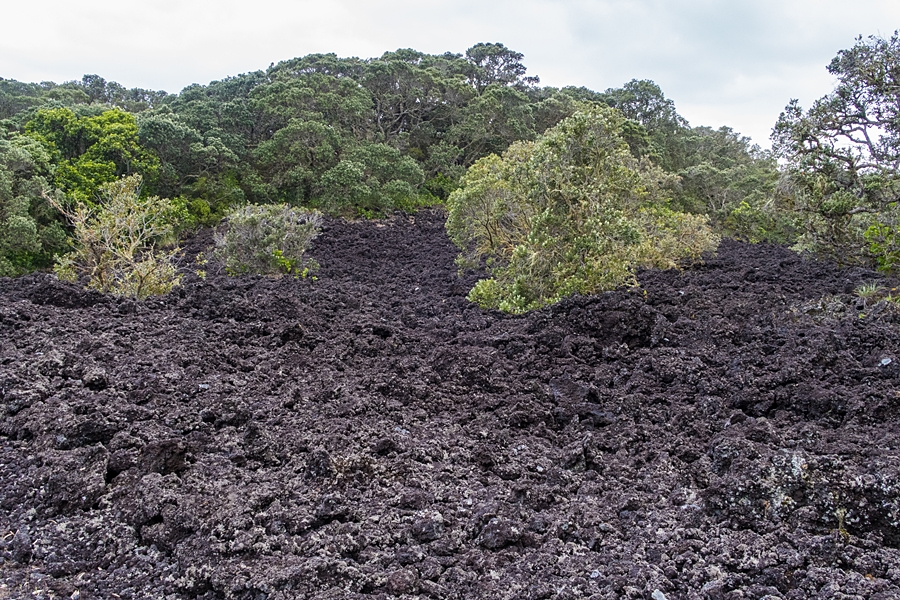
[{"xmin": 0, "ymin": 43, "xmax": 779, "ymax": 277}]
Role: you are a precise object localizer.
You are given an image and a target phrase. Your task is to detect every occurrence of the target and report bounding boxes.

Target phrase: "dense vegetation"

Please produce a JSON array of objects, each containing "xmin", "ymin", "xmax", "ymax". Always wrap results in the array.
[
  {"xmin": 1, "ymin": 34, "xmax": 898, "ymax": 309},
  {"xmin": 446, "ymin": 105, "xmax": 719, "ymax": 312},
  {"xmin": 773, "ymin": 32, "xmax": 900, "ymax": 272},
  {"xmin": 49, "ymin": 175, "xmax": 184, "ymax": 299}
]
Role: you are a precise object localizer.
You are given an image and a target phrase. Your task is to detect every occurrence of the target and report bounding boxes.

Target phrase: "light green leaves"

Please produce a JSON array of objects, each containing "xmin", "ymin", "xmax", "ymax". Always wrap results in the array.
[
  {"xmin": 50, "ymin": 174, "xmax": 183, "ymax": 299},
  {"xmin": 25, "ymin": 107, "xmax": 159, "ymax": 203},
  {"xmin": 447, "ymin": 105, "xmax": 720, "ymax": 313}
]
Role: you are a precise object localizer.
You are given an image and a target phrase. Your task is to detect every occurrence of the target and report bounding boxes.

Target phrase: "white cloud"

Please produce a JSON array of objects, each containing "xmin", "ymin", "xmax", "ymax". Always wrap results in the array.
[{"xmin": 2, "ymin": 0, "xmax": 898, "ymax": 145}]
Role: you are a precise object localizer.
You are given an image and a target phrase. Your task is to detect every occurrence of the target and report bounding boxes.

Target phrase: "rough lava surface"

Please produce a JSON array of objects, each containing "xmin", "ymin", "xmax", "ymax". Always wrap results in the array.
[{"xmin": 1, "ymin": 211, "xmax": 900, "ymax": 600}]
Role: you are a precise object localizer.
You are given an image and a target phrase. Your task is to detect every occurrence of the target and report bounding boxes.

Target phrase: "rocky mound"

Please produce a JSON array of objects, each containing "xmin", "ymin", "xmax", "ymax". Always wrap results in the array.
[{"xmin": 1, "ymin": 211, "xmax": 899, "ymax": 599}]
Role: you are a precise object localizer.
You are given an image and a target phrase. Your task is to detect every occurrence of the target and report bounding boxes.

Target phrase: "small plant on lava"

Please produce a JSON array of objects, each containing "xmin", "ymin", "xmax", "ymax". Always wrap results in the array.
[
  {"xmin": 49, "ymin": 174, "xmax": 183, "ymax": 299},
  {"xmin": 214, "ymin": 203, "xmax": 322, "ymax": 276}
]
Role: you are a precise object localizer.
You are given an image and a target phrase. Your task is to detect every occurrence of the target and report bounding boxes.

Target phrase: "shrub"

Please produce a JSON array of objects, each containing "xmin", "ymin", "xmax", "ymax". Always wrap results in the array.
[
  {"xmin": 447, "ymin": 105, "xmax": 720, "ymax": 313},
  {"xmin": 49, "ymin": 174, "xmax": 183, "ymax": 299},
  {"xmin": 214, "ymin": 203, "xmax": 322, "ymax": 276},
  {"xmin": 863, "ymin": 217, "xmax": 900, "ymax": 273}
]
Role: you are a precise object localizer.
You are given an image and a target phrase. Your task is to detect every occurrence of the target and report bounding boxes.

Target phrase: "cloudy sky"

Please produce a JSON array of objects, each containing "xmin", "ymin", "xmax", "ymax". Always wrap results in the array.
[{"xmin": 2, "ymin": 0, "xmax": 898, "ymax": 146}]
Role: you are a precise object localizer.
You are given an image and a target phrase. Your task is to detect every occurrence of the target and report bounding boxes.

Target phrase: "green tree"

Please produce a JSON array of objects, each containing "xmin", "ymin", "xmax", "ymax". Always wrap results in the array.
[
  {"xmin": 600, "ymin": 80, "xmax": 689, "ymax": 171},
  {"xmin": 137, "ymin": 111, "xmax": 240, "ymax": 212},
  {"xmin": 465, "ymin": 43, "xmax": 539, "ymax": 93},
  {"xmin": 449, "ymin": 84, "xmax": 536, "ymax": 165},
  {"xmin": 673, "ymin": 126, "xmax": 788, "ymax": 241},
  {"xmin": 251, "ymin": 73, "xmax": 371, "ymax": 139},
  {"xmin": 318, "ymin": 142, "xmax": 425, "ymax": 215},
  {"xmin": 25, "ymin": 107, "xmax": 159, "ymax": 202},
  {"xmin": 252, "ymin": 118, "xmax": 343, "ymax": 204},
  {"xmin": 0, "ymin": 131, "xmax": 68, "ymax": 275},
  {"xmin": 362, "ymin": 52, "xmax": 445, "ymax": 147},
  {"xmin": 0, "ymin": 79, "xmax": 54, "ymax": 120},
  {"xmin": 773, "ymin": 32, "xmax": 900, "ymax": 269},
  {"xmin": 1, "ymin": 44, "xmax": 773, "ymax": 230}
]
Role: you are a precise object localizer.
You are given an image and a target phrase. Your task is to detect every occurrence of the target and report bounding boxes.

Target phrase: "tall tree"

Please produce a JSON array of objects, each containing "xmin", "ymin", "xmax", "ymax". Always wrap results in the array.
[
  {"xmin": 465, "ymin": 43, "xmax": 540, "ymax": 93},
  {"xmin": 773, "ymin": 32, "xmax": 900, "ymax": 268},
  {"xmin": 601, "ymin": 80, "xmax": 689, "ymax": 171}
]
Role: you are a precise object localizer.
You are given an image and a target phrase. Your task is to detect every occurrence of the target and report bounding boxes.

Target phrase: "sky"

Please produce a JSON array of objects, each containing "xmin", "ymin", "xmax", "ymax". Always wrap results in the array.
[{"xmin": 2, "ymin": 0, "xmax": 898, "ymax": 147}]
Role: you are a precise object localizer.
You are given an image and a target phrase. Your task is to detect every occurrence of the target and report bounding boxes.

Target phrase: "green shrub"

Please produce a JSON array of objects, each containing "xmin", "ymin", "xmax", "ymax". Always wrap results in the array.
[
  {"xmin": 447, "ymin": 105, "xmax": 720, "ymax": 313},
  {"xmin": 214, "ymin": 203, "xmax": 322, "ymax": 276},
  {"xmin": 864, "ymin": 219, "xmax": 900, "ymax": 273},
  {"xmin": 50, "ymin": 174, "xmax": 183, "ymax": 299}
]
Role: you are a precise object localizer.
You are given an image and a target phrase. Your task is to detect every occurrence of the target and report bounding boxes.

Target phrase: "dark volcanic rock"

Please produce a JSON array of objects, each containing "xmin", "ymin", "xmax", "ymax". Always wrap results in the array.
[{"xmin": 1, "ymin": 211, "xmax": 900, "ymax": 598}]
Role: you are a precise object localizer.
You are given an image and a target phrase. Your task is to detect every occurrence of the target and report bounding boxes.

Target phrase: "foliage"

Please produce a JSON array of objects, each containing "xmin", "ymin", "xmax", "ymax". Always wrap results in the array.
[
  {"xmin": 318, "ymin": 143, "xmax": 425, "ymax": 216},
  {"xmin": 447, "ymin": 105, "xmax": 720, "ymax": 313},
  {"xmin": 465, "ymin": 43, "xmax": 540, "ymax": 92},
  {"xmin": 25, "ymin": 107, "xmax": 159, "ymax": 202},
  {"xmin": 672, "ymin": 126, "xmax": 794, "ymax": 242},
  {"xmin": 773, "ymin": 32, "xmax": 900, "ymax": 269},
  {"xmin": 1, "ymin": 42, "xmax": 786, "ymax": 279},
  {"xmin": 153, "ymin": 44, "xmax": 546, "ymax": 210},
  {"xmin": 864, "ymin": 218, "xmax": 900, "ymax": 272},
  {"xmin": 0, "ymin": 130, "xmax": 68, "ymax": 276},
  {"xmin": 50, "ymin": 175, "xmax": 183, "ymax": 299},
  {"xmin": 1, "ymin": 75, "xmax": 167, "ymax": 120},
  {"xmin": 137, "ymin": 111, "xmax": 238, "ymax": 200},
  {"xmin": 74, "ymin": 74, "xmax": 169, "ymax": 112},
  {"xmin": 598, "ymin": 79, "xmax": 688, "ymax": 171},
  {"xmin": 855, "ymin": 281, "xmax": 882, "ymax": 304},
  {"xmin": 214, "ymin": 203, "xmax": 322, "ymax": 276},
  {"xmin": 448, "ymin": 85, "xmax": 536, "ymax": 162}
]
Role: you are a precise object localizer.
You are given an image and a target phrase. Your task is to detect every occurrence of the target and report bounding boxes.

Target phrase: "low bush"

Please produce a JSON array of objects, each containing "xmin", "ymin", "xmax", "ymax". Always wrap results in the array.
[
  {"xmin": 214, "ymin": 203, "xmax": 322, "ymax": 276},
  {"xmin": 49, "ymin": 174, "xmax": 183, "ymax": 299},
  {"xmin": 447, "ymin": 105, "xmax": 720, "ymax": 313}
]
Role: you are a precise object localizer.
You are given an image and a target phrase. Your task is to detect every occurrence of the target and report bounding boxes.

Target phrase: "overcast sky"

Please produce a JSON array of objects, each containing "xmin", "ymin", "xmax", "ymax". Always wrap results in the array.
[{"xmin": 2, "ymin": 0, "xmax": 898, "ymax": 146}]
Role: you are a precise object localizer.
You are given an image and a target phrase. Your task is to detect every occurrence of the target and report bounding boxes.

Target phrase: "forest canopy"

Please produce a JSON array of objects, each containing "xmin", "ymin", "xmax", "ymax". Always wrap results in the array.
[
  {"xmin": 3, "ymin": 35, "xmax": 898, "ymax": 302},
  {"xmin": 0, "ymin": 43, "xmax": 780, "ymax": 279}
]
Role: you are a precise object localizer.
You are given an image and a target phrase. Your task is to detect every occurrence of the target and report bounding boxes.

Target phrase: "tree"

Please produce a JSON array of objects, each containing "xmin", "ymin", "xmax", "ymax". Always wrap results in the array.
[
  {"xmin": 25, "ymin": 107, "xmax": 159, "ymax": 202},
  {"xmin": 449, "ymin": 85, "xmax": 536, "ymax": 165},
  {"xmin": 673, "ymin": 126, "xmax": 787, "ymax": 241},
  {"xmin": 773, "ymin": 32, "xmax": 900, "ymax": 269},
  {"xmin": 250, "ymin": 73, "xmax": 371, "ymax": 140},
  {"xmin": 600, "ymin": 80, "xmax": 689, "ymax": 171},
  {"xmin": 318, "ymin": 142, "xmax": 425, "ymax": 215},
  {"xmin": 3, "ymin": 44, "xmax": 771, "ymax": 234},
  {"xmin": 446, "ymin": 105, "xmax": 719, "ymax": 313},
  {"xmin": 0, "ymin": 131, "xmax": 68, "ymax": 275},
  {"xmin": 138, "ymin": 113, "xmax": 238, "ymax": 194},
  {"xmin": 0, "ymin": 79, "xmax": 53, "ymax": 120},
  {"xmin": 364, "ymin": 58, "xmax": 445, "ymax": 147},
  {"xmin": 252, "ymin": 118, "xmax": 343, "ymax": 204},
  {"xmin": 465, "ymin": 43, "xmax": 539, "ymax": 93}
]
